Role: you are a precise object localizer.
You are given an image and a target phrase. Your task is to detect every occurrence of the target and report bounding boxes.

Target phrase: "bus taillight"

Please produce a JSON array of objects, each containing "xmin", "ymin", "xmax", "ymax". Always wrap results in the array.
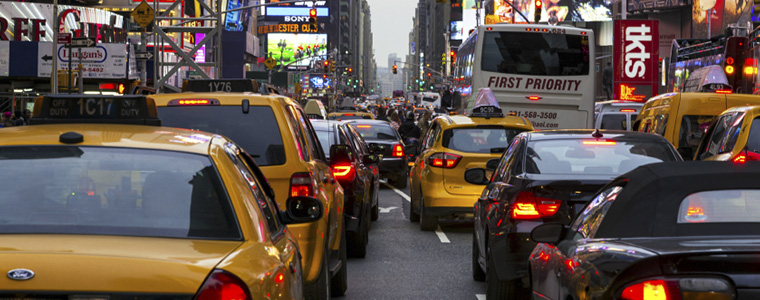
[
  {"xmin": 527, "ymin": 96, "xmax": 542, "ymax": 101},
  {"xmin": 726, "ymin": 65, "xmax": 735, "ymax": 75}
]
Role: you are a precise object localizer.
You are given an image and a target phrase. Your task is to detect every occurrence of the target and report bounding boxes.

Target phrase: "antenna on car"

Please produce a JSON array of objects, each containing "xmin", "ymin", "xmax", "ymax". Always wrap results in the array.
[{"xmin": 592, "ymin": 129, "xmax": 603, "ymax": 138}]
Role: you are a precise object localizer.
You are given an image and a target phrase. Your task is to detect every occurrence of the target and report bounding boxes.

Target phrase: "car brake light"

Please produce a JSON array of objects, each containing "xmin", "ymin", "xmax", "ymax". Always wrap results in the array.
[
  {"xmin": 620, "ymin": 277, "xmax": 733, "ymax": 300},
  {"xmin": 332, "ymin": 164, "xmax": 356, "ymax": 181},
  {"xmin": 511, "ymin": 192, "xmax": 562, "ymax": 220},
  {"xmin": 195, "ymin": 270, "xmax": 252, "ymax": 300},
  {"xmin": 527, "ymin": 96, "xmax": 542, "ymax": 101},
  {"xmin": 344, "ymin": 113, "xmax": 354, "ymax": 116},
  {"xmin": 179, "ymin": 99, "xmax": 211, "ymax": 105},
  {"xmin": 583, "ymin": 140, "xmax": 616, "ymax": 145},
  {"xmin": 393, "ymin": 144, "xmax": 405, "ymax": 157},
  {"xmin": 356, "ymin": 125, "xmax": 371, "ymax": 128},
  {"xmin": 620, "ymin": 109, "xmax": 637, "ymax": 112},
  {"xmin": 290, "ymin": 172, "xmax": 315, "ymax": 197},
  {"xmin": 715, "ymin": 89, "xmax": 733, "ymax": 94},
  {"xmin": 733, "ymin": 149, "xmax": 760, "ymax": 164},
  {"xmin": 428, "ymin": 152, "xmax": 462, "ymax": 168}
]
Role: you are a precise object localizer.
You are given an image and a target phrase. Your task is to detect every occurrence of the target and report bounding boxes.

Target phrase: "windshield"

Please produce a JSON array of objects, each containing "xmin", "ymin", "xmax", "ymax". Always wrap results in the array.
[
  {"xmin": 315, "ymin": 129, "xmax": 338, "ymax": 158},
  {"xmin": 352, "ymin": 123, "xmax": 399, "ymax": 140},
  {"xmin": 442, "ymin": 127, "xmax": 523, "ymax": 153},
  {"xmin": 679, "ymin": 115, "xmax": 716, "ymax": 153},
  {"xmin": 600, "ymin": 114, "xmax": 627, "ymax": 130},
  {"xmin": 0, "ymin": 146, "xmax": 239, "ymax": 239},
  {"xmin": 158, "ymin": 106, "xmax": 286, "ymax": 166},
  {"xmin": 481, "ymin": 31, "xmax": 590, "ymax": 76},
  {"xmin": 423, "ymin": 97, "xmax": 437, "ymax": 103},
  {"xmin": 526, "ymin": 139, "xmax": 678, "ymax": 175}
]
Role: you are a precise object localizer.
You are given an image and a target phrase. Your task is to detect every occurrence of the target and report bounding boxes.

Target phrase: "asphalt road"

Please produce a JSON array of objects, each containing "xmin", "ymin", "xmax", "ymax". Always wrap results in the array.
[{"xmin": 337, "ymin": 180, "xmax": 487, "ymax": 300}]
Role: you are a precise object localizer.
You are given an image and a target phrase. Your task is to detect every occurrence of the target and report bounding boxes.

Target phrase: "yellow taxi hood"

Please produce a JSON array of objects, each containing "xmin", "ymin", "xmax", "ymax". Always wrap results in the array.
[{"xmin": 0, "ymin": 235, "xmax": 243, "ymax": 293}]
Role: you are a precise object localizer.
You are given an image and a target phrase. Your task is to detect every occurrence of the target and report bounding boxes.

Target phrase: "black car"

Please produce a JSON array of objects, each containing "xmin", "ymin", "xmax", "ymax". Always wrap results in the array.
[
  {"xmin": 347, "ymin": 119, "xmax": 411, "ymax": 188},
  {"xmin": 312, "ymin": 120, "xmax": 381, "ymax": 258},
  {"xmin": 530, "ymin": 161, "xmax": 760, "ymax": 300},
  {"xmin": 468, "ymin": 130, "xmax": 682, "ymax": 299}
]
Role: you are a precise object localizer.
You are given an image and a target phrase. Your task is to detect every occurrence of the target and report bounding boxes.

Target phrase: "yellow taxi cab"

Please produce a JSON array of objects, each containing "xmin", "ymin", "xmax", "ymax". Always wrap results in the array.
[
  {"xmin": 409, "ymin": 89, "xmax": 534, "ymax": 231},
  {"xmin": 149, "ymin": 79, "xmax": 346, "ymax": 299},
  {"xmin": 693, "ymin": 105, "xmax": 760, "ymax": 162},
  {"xmin": 634, "ymin": 91, "xmax": 760, "ymax": 160},
  {"xmin": 304, "ymin": 99, "xmax": 328, "ymax": 120},
  {"xmin": 2, "ymin": 94, "xmax": 323, "ymax": 300},
  {"xmin": 327, "ymin": 111, "xmax": 375, "ymax": 121}
]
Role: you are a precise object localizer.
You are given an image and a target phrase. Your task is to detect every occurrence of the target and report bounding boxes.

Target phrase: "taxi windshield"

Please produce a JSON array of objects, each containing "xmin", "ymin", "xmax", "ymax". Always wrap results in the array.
[
  {"xmin": 0, "ymin": 146, "xmax": 240, "ymax": 240},
  {"xmin": 158, "ymin": 106, "xmax": 286, "ymax": 166},
  {"xmin": 526, "ymin": 139, "xmax": 678, "ymax": 175},
  {"xmin": 442, "ymin": 127, "xmax": 523, "ymax": 153}
]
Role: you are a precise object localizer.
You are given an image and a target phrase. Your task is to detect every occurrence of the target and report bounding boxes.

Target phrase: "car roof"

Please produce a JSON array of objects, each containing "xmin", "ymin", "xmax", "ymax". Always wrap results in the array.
[
  {"xmin": 311, "ymin": 119, "xmax": 346, "ymax": 130},
  {"xmin": 722, "ymin": 105, "xmax": 759, "ymax": 114},
  {"xmin": 149, "ymin": 92, "xmax": 297, "ymax": 107},
  {"xmin": 436, "ymin": 114, "xmax": 534, "ymax": 130},
  {"xmin": 0, "ymin": 124, "xmax": 216, "ymax": 154},
  {"xmin": 344, "ymin": 119, "xmax": 391, "ymax": 125},
  {"xmin": 525, "ymin": 129, "xmax": 666, "ymax": 141}
]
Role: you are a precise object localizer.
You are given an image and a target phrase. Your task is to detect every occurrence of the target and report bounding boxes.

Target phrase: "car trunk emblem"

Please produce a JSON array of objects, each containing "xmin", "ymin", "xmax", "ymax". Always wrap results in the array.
[{"xmin": 7, "ymin": 269, "xmax": 35, "ymax": 280}]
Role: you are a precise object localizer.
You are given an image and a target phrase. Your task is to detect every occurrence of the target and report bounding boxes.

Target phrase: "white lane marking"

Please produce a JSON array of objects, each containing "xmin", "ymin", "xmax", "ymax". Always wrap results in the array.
[
  {"xmin": 382, "ymin": 182, "xmax": 411, "ymax": 202},
  {"xmin": 435, "ymin": 225, "xmax": 451, "ymax": 244},
  {"xmin": 379, "ymin": 206, "xmax": 398, "ymax": 213},
  {"xmin": 476, "ymin": 294, "xmax": 486, "ymax": 300}
]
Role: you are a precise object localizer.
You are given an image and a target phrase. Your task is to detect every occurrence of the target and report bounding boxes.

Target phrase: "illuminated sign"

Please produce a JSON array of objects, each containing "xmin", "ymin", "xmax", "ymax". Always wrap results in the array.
[
  {"xmin": 263, "ymin": 0, "xmax": 328, "ymax": 21},
  {"xmin": 618, "ymin": 84, "xmax": 649, "ymax": 101},
  {"xmin": 614, "ymin": 20, "xmax": 659, "ymax": 101},
  {"xmin": 258, "ymin": 23, "xmax": 321, "ymax": 35},
  {"xmin": 485, "ymin": 0, "xmax": 610, "ymax": 23},
  {"xmin": 0, "ymin": 2, "xmax": 126, "ymax": 42},
  {"xmin": 267, "ymin": 33, "xmax": 327, "ymax": 68}
]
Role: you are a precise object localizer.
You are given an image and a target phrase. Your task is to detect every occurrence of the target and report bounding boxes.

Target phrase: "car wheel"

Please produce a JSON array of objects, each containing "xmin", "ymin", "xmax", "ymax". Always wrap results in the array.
[
  {"xmin": 486, "ymin": 251, "xmax": 518, "ymax": 299},
  {"xmin": 419, "ymin": 199, "xmax": 437, "ymax": 231},
  {"xmin": 371, "ymin": 202, "xmax": 379, "ymax": 221},
  {"xmin": 304, "ymin": 245, "xmax": 330, "ymax": 300},
  {"xmin": 472, "ymin": 235, "xmax": 486, "ymax": 282},
  {"xmin": 409, "ymin": 187, "xmax": 420, "ymax": 222},
  {"xmin": 347, "ymin": 214, "xmax": 368, "ymax": 258},
  {"xmin": 330, "ymin": 229, "xmax": 348, "ymax": 296}
]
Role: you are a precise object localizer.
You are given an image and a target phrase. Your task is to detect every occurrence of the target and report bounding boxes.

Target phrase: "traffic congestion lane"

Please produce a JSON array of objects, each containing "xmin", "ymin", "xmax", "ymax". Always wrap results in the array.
[{"xmin": 341, "ymin": 181, "xmax": 486, "ymax": 299}]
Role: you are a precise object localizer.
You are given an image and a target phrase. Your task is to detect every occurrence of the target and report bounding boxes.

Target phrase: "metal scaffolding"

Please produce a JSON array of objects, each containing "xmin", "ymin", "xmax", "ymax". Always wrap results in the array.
[{"xmin": 151, "ymin": 0, "xmax": 223, "ymax": 92}]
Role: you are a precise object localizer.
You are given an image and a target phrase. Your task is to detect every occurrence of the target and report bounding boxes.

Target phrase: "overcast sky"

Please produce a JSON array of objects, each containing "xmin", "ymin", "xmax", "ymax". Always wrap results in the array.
[{"xmin": 367, "ymin": 0, "xmax": 419, "ymax": 68}]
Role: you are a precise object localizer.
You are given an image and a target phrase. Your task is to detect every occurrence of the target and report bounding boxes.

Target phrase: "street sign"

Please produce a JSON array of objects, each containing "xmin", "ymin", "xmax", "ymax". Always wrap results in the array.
[
  {"xmin": 58, "ymin": 33, "xmax": 72, "ymax": 45},
  {"xmin": 71, "ymin": 37, "xmax": 96, "ymax": 48},
  {"xmin": 135, "ymin": 51, "xmax": 153, "ymax": 60},
  {"xmin": 264, "ymin": 57, "xmax": 277, "ymax": 70},
  {"xmin": 131, "ymin": 0, "xmax": 155, "ymax": 29}
]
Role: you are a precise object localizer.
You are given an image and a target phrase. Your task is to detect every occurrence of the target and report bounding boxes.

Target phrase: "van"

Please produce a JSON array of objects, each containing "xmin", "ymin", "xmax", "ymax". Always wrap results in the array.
[
  {"xmin": 594, "ymin": 100, "xmax": 643, "ymax": 130},
  {"xmin": 634, "ymin": 92, "xmax": 760, "ymax": 159}
]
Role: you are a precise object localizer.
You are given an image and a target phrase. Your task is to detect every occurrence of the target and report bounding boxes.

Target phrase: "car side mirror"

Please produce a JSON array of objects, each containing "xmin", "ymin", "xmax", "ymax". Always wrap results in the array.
[
  {"xmin": 281, "ymin": 196, "xmax": 323, "ymax": 224},
  {"xmin": 486, "ymin": 158, "xmax": 500, "ymax": 171},
  {"xmin": 464, "ymin": 168, "xmax": 490, "ymax": 185},
  {"xmin": 530, "ymin": 223, "xmax": 567, "ymax": 245},
  {"xmin": 330, "ymin": 144, "xmax": 352, "ymax": 163},
  {"xmin": 363, "ymin": 154, "xmax": 380, "ymax": 165},
  {"xmin": 677, "ymin": 146, "xmax": 694, "ymax": 161}
]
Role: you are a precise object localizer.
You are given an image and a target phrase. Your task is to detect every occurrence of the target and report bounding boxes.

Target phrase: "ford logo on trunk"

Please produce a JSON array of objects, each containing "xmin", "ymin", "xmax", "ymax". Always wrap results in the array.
[{"xmin": 7, "ymin": 269, "xmax": 35, "ymax": 280}]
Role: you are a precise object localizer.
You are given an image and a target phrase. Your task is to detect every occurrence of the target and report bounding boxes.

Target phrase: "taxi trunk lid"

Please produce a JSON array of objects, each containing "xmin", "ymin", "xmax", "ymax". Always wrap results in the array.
[
  {"xmin": 443, "ymin": 152, "xmax": 499, "ymax": 197},
  {"xmin": 0, "ymin": 235, "xmax": 242, "ymax": 294}
]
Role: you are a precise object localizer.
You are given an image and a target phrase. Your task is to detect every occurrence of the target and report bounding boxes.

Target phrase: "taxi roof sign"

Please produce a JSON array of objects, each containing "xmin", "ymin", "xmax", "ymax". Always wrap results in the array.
[
  {"xmin": 682, "ymin": 65, "xmax": 732, "ymax": 93},
  {"xmin": 182, "ymin": 79, "xmax": 261, "ymax": 93},
  {"xmin": 30, "ymin": 94, "xmax": 161, "ymax": 126},
  {"xmin": 470, "ymin": 88, "xmax": 503, "ymax": 118}
]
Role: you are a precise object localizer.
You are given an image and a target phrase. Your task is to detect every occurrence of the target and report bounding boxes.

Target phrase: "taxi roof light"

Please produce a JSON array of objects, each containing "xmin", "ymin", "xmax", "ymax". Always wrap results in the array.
[
  {"xmin": 469, "ymin": 88, "xmax": 504, "ymax": 118},
  {"xmin": 30, "ymin": 95, "xmax": 161, "ymax": 126}
]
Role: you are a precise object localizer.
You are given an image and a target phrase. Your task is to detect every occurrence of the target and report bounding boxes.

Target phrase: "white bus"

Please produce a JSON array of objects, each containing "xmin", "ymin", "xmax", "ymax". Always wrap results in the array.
[{"xmin": 452, "ymin": 24, "xmax": 595, "ymax": 129}]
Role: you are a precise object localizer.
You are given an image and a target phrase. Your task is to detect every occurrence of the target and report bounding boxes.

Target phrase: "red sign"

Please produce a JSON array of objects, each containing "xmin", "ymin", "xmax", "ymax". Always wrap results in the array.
[
  {"xmin": 613, "ymin": 20, "xmax": 659, "ymax": 102},
  {"xmin": 57, "ymin": 32, "xmax": 71, "ymax": 44}
]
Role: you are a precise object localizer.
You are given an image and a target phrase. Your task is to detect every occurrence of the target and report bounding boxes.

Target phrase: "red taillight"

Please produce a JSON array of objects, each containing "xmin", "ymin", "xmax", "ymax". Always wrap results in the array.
[
  {"xmin": 195, "ymin": 270, "xmax": 251, "ymax": 300},
  {"xmin": 179, "ymin": 99, "xmax": 211, "ymax": 105},
  {"xmin": 427, "ymin": 152, "xmax": 462, "ymax": 169},
  {"xmin": 332, "ymin": 164, "xmax": 356, "ymax": 181},
  {"xmin": 621, "ymin": 280, "xmax": 677, "ymax": 300},
  {"xmin": 99, "ymin": 83, "xmax": 117, "ymax": 90},
  {"xmin": 527, "ymin": 96, "xmax": 542, "ymax": 101},
  {"xmin": 393, "ymin": 144, "xmax": 405, "ymax": 157},
  {"xmin": 733, "ymin": 150, "xmax": 760, "ymax": 164},
  {"xmin": 511, "ymin": 192, "xmax": 562, "ymax": 220},
  {"xmin": 715, "ymin": 89, "xmax": 733, "ymax": 94},
  {"xmin": 273, "ymin": 272, "xmax": 284, "ymax": 284},
  {"xmin": 583, "ymin": 140, "xmax": 617, "ymax": 145},
  {"xmin": 290, "ymin": 172, "xmax": 314, "ymax": 197},
  {"xmin": 344, "ymin": 113, "xmax": 354, "ymax": 116},
  {"xmin": 620, "ymin": 109, "xmax": 637, "ymax": 112}
]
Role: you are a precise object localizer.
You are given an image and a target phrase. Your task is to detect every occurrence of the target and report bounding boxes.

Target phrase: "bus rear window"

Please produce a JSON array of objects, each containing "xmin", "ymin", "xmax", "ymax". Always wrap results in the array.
[{"xmin": 481, "ymin": 31, "xmax": 590, "ymax": 76}]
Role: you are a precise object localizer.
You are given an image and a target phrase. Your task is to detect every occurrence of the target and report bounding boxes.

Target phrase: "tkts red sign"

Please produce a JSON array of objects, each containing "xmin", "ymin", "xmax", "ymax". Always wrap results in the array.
[{"xmin": 613, "ymin": 20, "xmax": 659, "ymax": 102}]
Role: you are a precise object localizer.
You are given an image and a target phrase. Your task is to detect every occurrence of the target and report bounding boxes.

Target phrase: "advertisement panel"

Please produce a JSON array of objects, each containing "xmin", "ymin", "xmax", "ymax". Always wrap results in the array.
[
  {"xmin": 267, "ymin": 33, "xmax": 327, "ymax": 68},
  {"xmin": 486, "ymin": 0, "xmax": 611, "ymax": 23},
  {"xmin": 262, "ymin": 0, "xmax": 328, "ymax": 22},
  {"xmin": 613, "ymin": 20, "xmax": 659, "ymax": 102},
  {"xmin": 0, "ymin": 2, "xmax": 126, "ymax": 43},
  {"xmin": 0, "ymin": 41, "xmax": 8, "ymax": 77},
  {"xmin": 451, "ymin": 21, "xmax": 465, "ymax": 40},
  {"xmin": 692, "ymin": 0, "xmax": 750, "ymax": 38},
  {"xmin": 36, "ymin": 42, "xmax": 132, "ymax": 79}
]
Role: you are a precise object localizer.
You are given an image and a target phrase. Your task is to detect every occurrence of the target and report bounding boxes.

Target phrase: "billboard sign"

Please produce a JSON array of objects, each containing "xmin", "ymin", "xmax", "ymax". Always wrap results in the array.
[
  {"xmin": 267, "ymin": 33, "xmax": 327, "ymax": 68},
  {"xmin": 262, "ymin": 0, "xmax": 328, "ymax": 22},
  {"xmin": 486, "ymin": 0, "xmax": 611, "ymax": 23},
  {"xmin": 451, "ymin": 21, "xmax": 465, "ymax": 40},
  {"xmin": 0, "ymin": 2, "xmax": 126, "ymax": 43},
  {"xmin": 613, "ymin": 20, "xmax": 659, "ymax": 102},
  {"xmin": 35, "ymin": 42, "xmax": 134, "ymax": 79}
]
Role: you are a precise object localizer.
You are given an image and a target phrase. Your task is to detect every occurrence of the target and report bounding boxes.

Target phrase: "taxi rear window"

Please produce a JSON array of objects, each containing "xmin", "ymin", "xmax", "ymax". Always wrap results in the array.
[
  {"xmin": 158, "ymin": 106, "xmax": 286, "ymax": 166},
  {"xmin": 0, "ymin": 146, "xmax": 240, "ymax": 240},
  {"xmin": 352, "ymin": 123, "xmax": 399, "ymax": 140},
  {"xmin": 678, "ymin": 190, "xmax": 760, "ymax": 224},
  {"xmin": 442, "ymin": 127, "xmax": 523, "ymax": 153}
]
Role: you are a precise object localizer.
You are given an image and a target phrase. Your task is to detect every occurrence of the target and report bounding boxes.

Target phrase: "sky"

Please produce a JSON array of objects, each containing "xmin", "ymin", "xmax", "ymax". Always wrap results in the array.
[{"xmin": 366, "ymin": 0, "xmax": 419, "ymax": 68}]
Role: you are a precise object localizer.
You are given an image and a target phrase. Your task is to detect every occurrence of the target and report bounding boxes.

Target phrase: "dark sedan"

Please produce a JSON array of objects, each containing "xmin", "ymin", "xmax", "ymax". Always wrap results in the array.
[
  {"xmin": 346, "ymin": 120, "xmax": 410, "ymax": 188},
  {"xmin": 312, "ymin": 120, "xmax": 381, "ymax": 258},
  {"xmin": 530, "ymin": 161, "xmax": 760, "ymax": 300},
  {"xmin": 469, "ymin": 130, "xmax": 682, "ymax": 299}
]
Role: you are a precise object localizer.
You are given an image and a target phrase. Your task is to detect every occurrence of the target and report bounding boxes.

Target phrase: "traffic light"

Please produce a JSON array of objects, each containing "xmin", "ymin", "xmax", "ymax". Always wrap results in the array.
[
  {"xmin": 450, "ymin": 50, "xmax": 456, "ymax": 63},
  {"xmin": 329, "ymin": 60, "xmax": 336, "ymax": 72},
  {"xmin": 392, "ymin": 64, "xmax": 398, "ymax": 74},
  {"xmin": 534, "ymin": 0, "xmax": 542, "ymax": 23},
  {"xmin": 348, "ymin": 67, "xmax": 353, "ymax": 75},
  {"xmin": 309, "ymin": 8, "xmax": 318, "ymax": 31},
  {"xmin": 323, "ymin": 60, "xmax": 330, "ymax": 72}
]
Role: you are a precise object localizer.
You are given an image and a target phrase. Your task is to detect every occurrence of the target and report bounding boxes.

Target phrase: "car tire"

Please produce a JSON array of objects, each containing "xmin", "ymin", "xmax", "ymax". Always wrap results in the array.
[
  {"xmin": 486, "ymin": 252, "xmax": 518, "ymax": 300},
  {"xmin": 347, "ymin": 215, "xmax": 368, "ymax": 258},
  {"xmin": 330, "ymin": 230, "xmax": 348, "ymax": 297},
  {"xmin": 419, "ymin": 199, "xmax": 437, "ymax": 231},
  {"xmin": 472, "ymin": 236, "xmax": 486, "ymax": 282},
  {"xmin": 409, "ymin": 188, "xmax": 420, "ymax": 222},
  {"xmin": 371, "ymin": 202, "xmax": 379, "ymax": 221},
  {"xmin": 304, "ymin": 245, "xmax": 330, "ymax": 300}
]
